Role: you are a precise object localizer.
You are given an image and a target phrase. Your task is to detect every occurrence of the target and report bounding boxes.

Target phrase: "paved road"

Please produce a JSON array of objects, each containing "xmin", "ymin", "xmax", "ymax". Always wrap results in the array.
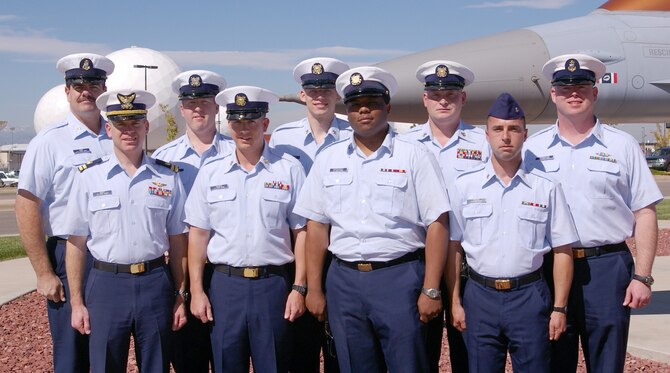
[
  {"xmin": 0, "ymin": 188, "xmax": 17, "ymax": 236},
  {"xmin": 656, "ymin": 175, "xmax": 670, "ymax": 197}
]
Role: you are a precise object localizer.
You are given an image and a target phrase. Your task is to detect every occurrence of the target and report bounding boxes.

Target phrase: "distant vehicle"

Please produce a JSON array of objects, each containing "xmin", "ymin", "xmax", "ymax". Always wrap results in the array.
[
  {"xmin": 647, "ymin": 147, "xmax": 670, "ymax": 172},
  {"xmin": 0, "ymin": 171, "xmax": 18, "ymax": 187}
]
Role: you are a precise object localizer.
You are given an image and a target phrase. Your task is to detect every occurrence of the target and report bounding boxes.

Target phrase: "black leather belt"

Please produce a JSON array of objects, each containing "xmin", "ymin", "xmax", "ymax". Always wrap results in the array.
[
  {"xmin": 572, "ymin": 242, "xmax": 628, "ymax": 259},
  {"xmin": 334, "ymin": 249, "xmax": 425, "ymax": 272},
  {"xmin": 93, "ymin": 256, "xmax": 166, "ymax": 274},
  {"xmin": 468, "ymin": 268, "xmax": 542, "ymax": 291},
  {"xmin": 214, "ymin": 263, "xmax": 288, "ymax": 279}
]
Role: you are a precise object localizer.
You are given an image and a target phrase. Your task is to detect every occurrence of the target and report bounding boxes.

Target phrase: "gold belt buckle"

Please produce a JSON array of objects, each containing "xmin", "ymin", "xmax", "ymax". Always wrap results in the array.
[
  {"xmin": 573, "ymin": 249, "xmax": 586, "ymax": 259},
  {"xmin": 130, "ymin": 262, "xmax": 145, "ymax": 274},
  {"xmin": 243, "ymin": 267, "xmax": 260, "ymax": 278},
  {"xmin": 357, "ymin": 263, "xmax": 373, "ymax": 272},
  {"xmin": 494, "ymin": 279, "xmax": 511, "ymax": 290}
]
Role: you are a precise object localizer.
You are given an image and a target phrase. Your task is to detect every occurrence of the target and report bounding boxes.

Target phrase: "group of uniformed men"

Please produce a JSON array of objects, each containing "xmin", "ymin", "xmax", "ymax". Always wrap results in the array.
[{"xmin": 16, "ymin": 50, "xmax": 661, "ymax": 373}]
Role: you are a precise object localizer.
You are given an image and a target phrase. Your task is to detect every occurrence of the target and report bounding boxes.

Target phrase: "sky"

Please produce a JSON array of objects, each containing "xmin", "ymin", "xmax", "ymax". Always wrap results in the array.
[{"xmin": 0, "ymin": 0, "xmax": 624, "ymax": 146}]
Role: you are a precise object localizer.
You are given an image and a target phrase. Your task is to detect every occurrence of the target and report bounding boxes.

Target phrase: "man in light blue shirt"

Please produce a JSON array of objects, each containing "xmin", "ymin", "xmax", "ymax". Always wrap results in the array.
[
  {"xmin": 295, "ymin": 66, "xmax": 450, "ymax": 373},
  {"xmin": 65, "ymin": 89, "xmax": 188, "ymax": 372},
  {"xmin": 16, "ymin": 53, "xmax": 114, "ymax": 372},
  {"xmin": 152, "ymin": 69, "xmax": 231, "ymax": 372},
  {"xmin": 187, "ymin": 86, "xmax": 307, "ymax": 373},
  {"xmin": 448, "ymin": 93, "xmax": 576, "ymax": 372},
  {"xmin": 524, "ymin": 54, "xmax": 663, "ymax": 372}
]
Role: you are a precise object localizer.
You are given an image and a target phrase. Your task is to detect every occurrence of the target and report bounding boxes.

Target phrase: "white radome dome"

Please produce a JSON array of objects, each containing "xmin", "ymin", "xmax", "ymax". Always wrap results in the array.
[{"xmin": 34, "ymin": 84, "xmax": 69, "ymax": 133}]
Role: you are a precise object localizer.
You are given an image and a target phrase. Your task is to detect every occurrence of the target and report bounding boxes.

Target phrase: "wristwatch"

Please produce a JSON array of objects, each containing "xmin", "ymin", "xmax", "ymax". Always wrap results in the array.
[
  {"xmin": 175, "ymin": 289, "xmax": 190, "ymax": 302},
  {"xmin": 421, "ymin": 287, "xmax": 441, "ymax": 300},
  {"xmin": 552, "ymin": 306, "xmax": 568, "ymax": 314},
  {"xmin": 292, "ymin": 284, "xmax": 307, "ymax": 296},
  {"xmin": 633, "ymin": 274, "xmax": 654, "ymax": 287}
]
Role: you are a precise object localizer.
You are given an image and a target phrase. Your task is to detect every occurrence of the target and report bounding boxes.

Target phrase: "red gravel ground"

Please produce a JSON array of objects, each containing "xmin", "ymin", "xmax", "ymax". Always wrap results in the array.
[{"xmin": 1, "ymin": 230, "xmax": 669, "ymax": 372}]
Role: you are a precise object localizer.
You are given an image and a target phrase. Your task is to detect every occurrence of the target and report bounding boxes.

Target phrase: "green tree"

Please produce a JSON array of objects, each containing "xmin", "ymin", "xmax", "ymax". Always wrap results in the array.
[
  {"xmin": 160, "ymin": 104, "xmax": 178, "ymax": 141},
  {"xmin": 652, "ymin": 123, "xmax": 670, "ymax": 148}
]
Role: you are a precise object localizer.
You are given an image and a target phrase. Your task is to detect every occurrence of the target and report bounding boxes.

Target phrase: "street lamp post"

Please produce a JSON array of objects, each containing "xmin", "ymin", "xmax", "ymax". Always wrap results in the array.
[
  {"xmin": 133, "ymin": 64, "xmax": 158, "ymax": 152},
  {"xmin": 8, "ymin": 127, "xmax": 15, "ymax": 170}
]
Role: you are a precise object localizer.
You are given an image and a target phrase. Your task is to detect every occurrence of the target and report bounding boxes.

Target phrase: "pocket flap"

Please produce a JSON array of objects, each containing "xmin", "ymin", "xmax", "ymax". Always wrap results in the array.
[
  {"xmin": 376, "ymin": 173, "xmax": 408, "ymax": 188},
  {"xmin": 146, "ymin": 196, "xmax": 170, "ymax": 210},
  {"xmin": 207, "ymin": 188, "xmax": 236, "ymax": 203},
  {"xmin": 516, "ymin": 205, "xmax": 548, "ymax": 223},
  {"xmin": 88, "ymin": 195, "xmax": 120, "ymax": 212},
  {"xmin": 587, "ymin": 159, "xmax": 620, "ymax": 174},
  {"xmin": 262, "ymin": 188, "xmax": 291, "ymax": 203},
  {"xmin": 323, "ymin": 173, "xmax": 353, "ymax": 187},
  {"xmin": 462, "ymin": 203, "xmax": 492, "ymax": 219}
]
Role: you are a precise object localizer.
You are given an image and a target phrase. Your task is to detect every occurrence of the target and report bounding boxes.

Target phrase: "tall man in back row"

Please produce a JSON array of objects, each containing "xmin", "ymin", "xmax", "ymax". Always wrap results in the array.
[
  {"xmin": 524, "ymin": 54, "xmax": 663, "ymax": 372},
  {"xmin": 401, "ymin": 60, "xmax": 489, "ymax": 373},
  {"xmin": 270, "ymin": 57, "xmax": 351, "ymax": 372},
  {"xmin": 16, "ymin": 53, "xmax": 115, "ymax": 372},
  {"xmin": 295, "ymin": 66, "xmax": 450, "ymax": 372}
]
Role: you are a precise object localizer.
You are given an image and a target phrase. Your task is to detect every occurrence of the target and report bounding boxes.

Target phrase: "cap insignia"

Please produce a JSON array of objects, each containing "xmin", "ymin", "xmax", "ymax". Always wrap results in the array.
[
  {"xmin": 436, "ymin": 65, "xmax": 449, "ymax": 78},
  {"xmin": 350, "ymin": 72, "xmax": 363, "ymax": 86},
  {"xmin": 189, "ymin": 74, "xmax": 202, "ymax": 87},
  {"xmin": 312, "ymin": 63, "xmax": 324, "ymax": 75},
  {"xmin": 235, "ymin": 93, "xmax": 248, "ymax": 107},
  {"xmin": 514, "ymin": 106, "xmax": 520, "ymax": 113},
  {"xmin": 566, "ymin": 59, "xmax": 578, "ymax": 73},
  {"xmin": 80, "ymin": 58, "xmax": 92, "ymax": 71},
  {"xmin": 117, "ymin": 93, "xmax": 137, "ymax": 110}
]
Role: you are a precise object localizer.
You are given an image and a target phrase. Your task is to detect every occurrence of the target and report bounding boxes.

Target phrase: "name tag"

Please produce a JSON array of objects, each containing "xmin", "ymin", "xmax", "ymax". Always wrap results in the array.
[
  {"xmin": 210, "ymin": 184, "xmax": 229, "ymax": 190},
  {"xmin": 92, "ymin": 190, "xmax": 112, "ymax": 197},
  {"xmin": 73, "ymin": 148, "xmax": 92, "ymax": 154}
]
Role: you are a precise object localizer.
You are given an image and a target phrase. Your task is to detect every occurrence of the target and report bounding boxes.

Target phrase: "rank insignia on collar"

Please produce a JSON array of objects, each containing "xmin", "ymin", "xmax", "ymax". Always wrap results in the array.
[
  {"xmin": 80, "ymin": 58, "xmax": 92, "ymax": 70},
  {"xmin": 350, "ymin": 73, "xmax": 363, "ymax": 86},
  {"xmin": 436, "ymin": 65, "xmax": 449, "ymax": 78},
  {"xmin": 189, "ymin": 74, "xmax": 202, "ymax": 87},
  {"xmin": 77, "ymin": 158, "xmax": 102, "ymax": 172},
  {"xmin": 522, "ymin": 201, "xmax": 547, "ymax": 209},
  {"xmin": 460, "ymin": 130, "xmax": 467, "ymax": 138},
  {"xmin": 235, "ymin": 93, "xmax": 248, "ymax": 106},
  {"xmin": 312, "ymin": 63, "xmax": 324, "ymax": 75},
  {"xmin": 456, "ymin": 148, "xmax": 482, "ymax": 161},
  {"xmin": 118, "ymin": 93, "xmax": 136, "ymax": 110},
  {"xmin": 264, "ymin": 180, "xmax": 290, "ymax": 191}
]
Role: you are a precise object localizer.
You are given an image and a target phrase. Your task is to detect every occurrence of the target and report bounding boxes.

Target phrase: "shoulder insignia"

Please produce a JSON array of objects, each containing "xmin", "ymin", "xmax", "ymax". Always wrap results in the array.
[
  {"xmin": 155, "ymin": 158, "xmax": 181, "ymax": 173},
  {"xmin": 77, "ymin": 158, "xmax": 102, "ymax": 173}
]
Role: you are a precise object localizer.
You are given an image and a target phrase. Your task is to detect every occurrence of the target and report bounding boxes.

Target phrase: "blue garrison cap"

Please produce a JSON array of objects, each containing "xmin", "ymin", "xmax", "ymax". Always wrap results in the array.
[
  {"xmin": 542, "ymin": 54, "xmax": 606, "ymax": 86},
  {"xmin": 488, "ymin": 92, "xmax": 525, "ymax": 120}
]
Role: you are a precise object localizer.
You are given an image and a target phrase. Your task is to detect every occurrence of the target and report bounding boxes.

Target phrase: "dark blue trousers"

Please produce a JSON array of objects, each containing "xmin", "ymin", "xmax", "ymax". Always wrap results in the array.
[
  {"xmin": 325, "ymin": 259, "xmax": 428, "ymax": 373},
  {"xmin": 86, "ymin": 265, "xmax": 174, "ymax": 373},
  {"xmin": 463, "ymin": 279, "xmax": 551, "ymax": 373},
  {"xmin": 550, "ymin": 250, "xmax": 633, "ymax": 373},
  {"xmin": 426, "ymin": 279, "xmax": 469, "ymax": 373},
  {"xmin": 171, "ymin": 262, "xmax": 214, "ymax": 373},
  {"xmin": 209, "ymin": 270, "xmax": 291, "ymax": 373},
  {"xmin": 47, "ymin": 238, "xmax": 90, "ymax": 373}
]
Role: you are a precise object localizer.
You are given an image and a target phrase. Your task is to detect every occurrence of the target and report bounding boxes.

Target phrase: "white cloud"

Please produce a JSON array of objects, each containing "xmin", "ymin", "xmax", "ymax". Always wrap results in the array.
[
  {"xmin": 0, "ymin": 30, "xmax": 111, "ymax": 58},
  {"xmin": 0, "ymin": 15, "xmax": 20, "ymax": 22},
  {"xmin": 466, "ymin": 0, "xmax": 576, "ymax": 9},
  {"xmin": 165, "ymin": 46, "xmax": 410, "ymax": 71}
]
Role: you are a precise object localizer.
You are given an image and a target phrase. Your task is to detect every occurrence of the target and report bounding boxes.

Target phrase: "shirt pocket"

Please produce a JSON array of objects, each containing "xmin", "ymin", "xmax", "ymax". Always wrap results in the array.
[
  {"xmin": 145, "ymin": 196, "xmax": 170, "ymax": 231},
  {"xmin": 323, "ymin": 173, "xmax": 353, "ymax": 213},
  {"xmin": 586, "ymin": 159, "xmax": 620, "ymax": 199},
  {"xmin": 516, "ymin": 205, "xmax": 548, "ymax": 251},
  {"xmin": 88, "ymin": 195, "xmax": 120, "ymax": 235},
  {"xmin": 261, "ymin": 188, "xmax": 291, "ymax": 229},
  {"xmin": 372, "ymin": 172, "xmax": 408, "ymax": 216},
  {"xmin": 462, "ymin": 203, "xmax": 492, "ymax": 246},
  {"xmin": 206, "ymin": 188, "xmax": 237, "ymax": 231}
]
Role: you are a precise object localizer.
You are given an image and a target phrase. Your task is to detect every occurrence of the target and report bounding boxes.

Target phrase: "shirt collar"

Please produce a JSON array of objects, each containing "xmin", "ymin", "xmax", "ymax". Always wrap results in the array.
[
  {"xmin": 67, "ymin": 112, "xmax": 107, "ymax": 140},
  {"xmin": 481, "ymin": 159, "xmax": 530, "ymax": 188},
  {"xmin": 302, "ymin": 117, "xmax": 345, "ymax": 144},
  {"xmin": 346, "ymin": 125, "xmax": 395, "ymax": 157},
  {"xmin": 222, "ymin": 142, "xmax": 274, "ymax": 174},
  {"xmin": 549, "ymin": 116, "xmax": 606, "ymax": 148},
  {"xmin": 105, "ymin": 151, "xmax": 154, "ymax": 178}
]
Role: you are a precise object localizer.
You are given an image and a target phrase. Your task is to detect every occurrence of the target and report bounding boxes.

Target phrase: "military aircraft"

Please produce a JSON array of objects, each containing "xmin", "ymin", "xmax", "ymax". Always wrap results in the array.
[{"xmin": 375, "ymin": 0, "xmax": 670, "ymax": 125}]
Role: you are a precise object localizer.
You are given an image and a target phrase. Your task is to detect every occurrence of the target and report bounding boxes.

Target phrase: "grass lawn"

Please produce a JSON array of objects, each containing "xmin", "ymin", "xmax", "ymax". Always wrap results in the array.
[
  {"xmin": 658, "ymin": 199, "xmax": 670, "ymax": 221},
  {"xmin": 0, "ymin": 236, "xmax": 26, "ymax": 261},
  {"xmin": 651, "ymin": 169, "xmax": 670, "ymax": 176}
]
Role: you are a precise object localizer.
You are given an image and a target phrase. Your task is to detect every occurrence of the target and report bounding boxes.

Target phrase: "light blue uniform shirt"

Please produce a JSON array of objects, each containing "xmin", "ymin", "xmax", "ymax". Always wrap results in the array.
[
  {"xmin": 524, "ymin": 119, "xmax": 663, "ymax": 248},
  {"xmin": 152, "ymin": 132, "xmax": 234, "ymax": 195},
  {"xmin": 399, "ymin": 120, "xmax": 490, "ymax": 183},
  {"xmin": 64, "ymin": 153, "xmax": 187, "ymax": 264},
  {"xmin": 18, "ymin": 113, "xmax": 112, "ymax": 237},
  {"xmin": 185, "ymin": 144, "xmax": 306, "ymax": 267},
  {"xmin": 449, "ymin": 161, "xmax": 578, "ymax": 278},
  {"xmin": 294, "ymin": 127, "xmax": 451, "ymax": 262},
  {"xmin": 269, "ymin": 117, "xmax": 352, "ymax": 174}
]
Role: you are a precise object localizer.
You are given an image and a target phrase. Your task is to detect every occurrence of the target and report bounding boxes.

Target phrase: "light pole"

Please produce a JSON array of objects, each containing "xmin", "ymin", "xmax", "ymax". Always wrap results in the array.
[
  {"xmin": 133, "ymin": 64, "xmax": 158, "ymax": 152},
  {"xmin": 8, "ymin": 127, "xmax": 15, "ymax": 170}
]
